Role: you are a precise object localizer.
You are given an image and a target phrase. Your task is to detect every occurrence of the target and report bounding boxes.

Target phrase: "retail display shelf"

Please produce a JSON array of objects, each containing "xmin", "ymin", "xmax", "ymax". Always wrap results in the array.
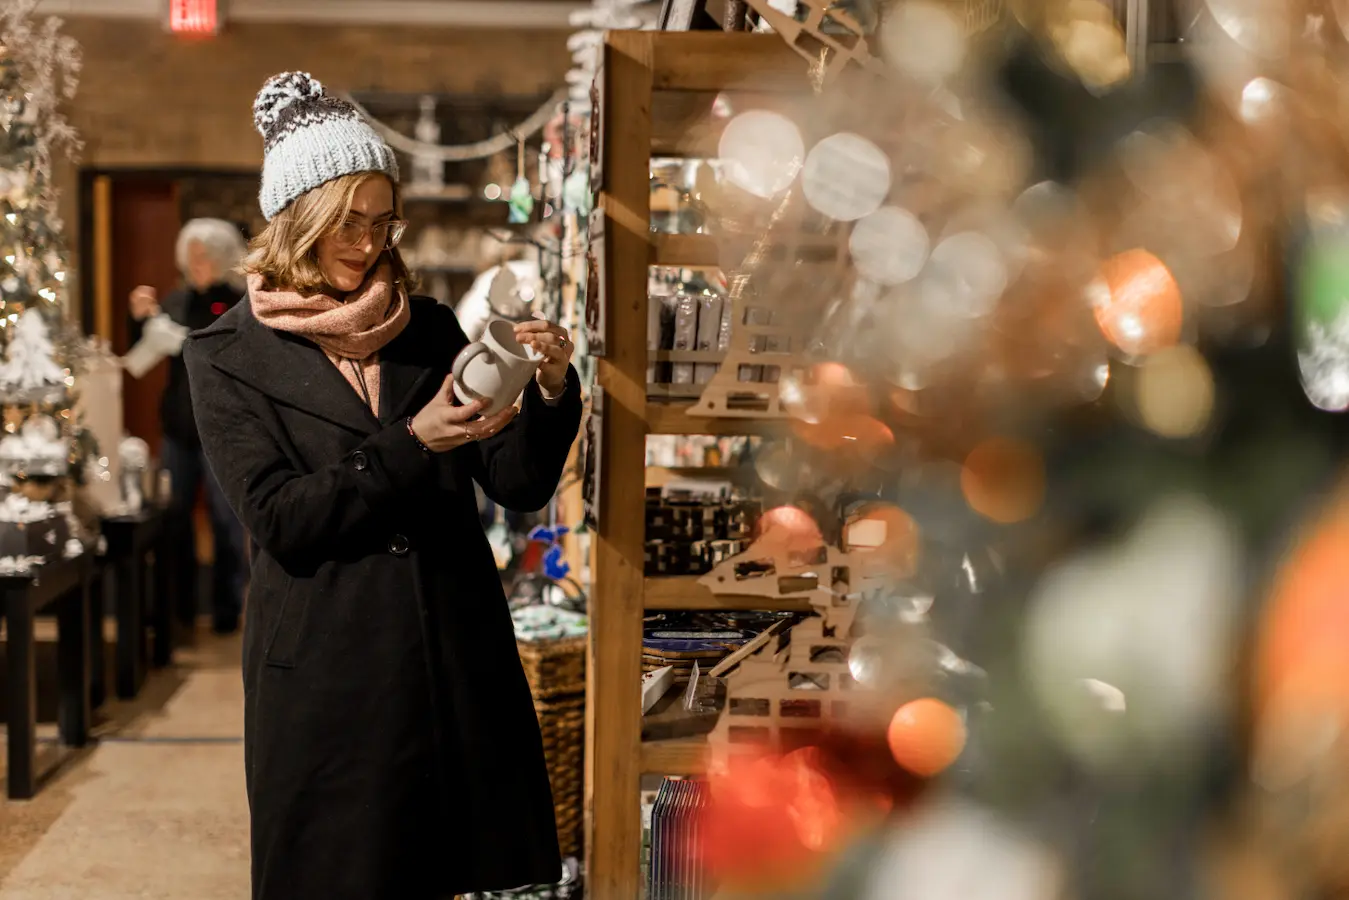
[
  {"xmin": 640, "ymin": 736, "xmax": 708, "ymax": 776},
  {"xmin": 644, "ymin": 402, "xmax": 784, "ymax": 436},
  {"xmin": 651, "ymin": 233, "xmax": 719, "ymax": 268},
  {"xmin": 643, "ymin": 576, "xmax": 815, "ymax": 612}
]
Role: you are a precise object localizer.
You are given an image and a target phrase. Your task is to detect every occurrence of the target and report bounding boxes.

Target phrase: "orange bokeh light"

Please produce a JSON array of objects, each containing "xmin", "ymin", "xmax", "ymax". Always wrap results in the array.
[
  {"xmin": 961, "ymin": 437, "xmax": 1046, "ymax": 524},
  {"xmin": 792, "ymin": 413, "xmax": 895, "ymax": 462},
  {"xmin": 1254, "ymin": 493, "xmax": 1349, "ymax": 725},
  {"xmin": 783, "ymin": 362, "xmax": 872, "ymax": 423},
  {"xmin": 701, "ymin": 744, "xmax": 895, "ymax": 892},
  {"xmin": 844, "ymin": 502, "xmax": 921, "ymax": 576},
  {"xmin": 757, "ymin": 505, "xmax": 825, "ymax": 553},
  {"xmin": 887, "ymin": 697, "xmax": 968, "ymax": 777},
  {"xmin": 1091, "ymin": 248, "xmax": 1184, "ymax": 356},
  {"xmin": 700, "ymin": 750, "xmax": 839, "ymax": 891}
]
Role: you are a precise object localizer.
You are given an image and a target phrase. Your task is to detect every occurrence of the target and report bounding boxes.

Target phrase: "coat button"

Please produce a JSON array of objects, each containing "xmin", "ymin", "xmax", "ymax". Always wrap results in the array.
[
  {"xmin": 389, "ymin": 534, "xmax": 410, "ymax": 557},
  {"xmin": 352, "ymin": 451, "xmax": 369, "ymax": 472}
]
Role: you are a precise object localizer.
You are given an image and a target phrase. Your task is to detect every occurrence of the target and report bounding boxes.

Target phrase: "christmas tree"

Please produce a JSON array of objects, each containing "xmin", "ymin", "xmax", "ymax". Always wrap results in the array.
[
  {"xmin": 0, "ymin": 0, "xmax": 80, "ymax": 315},
  {"xmin": 0, "ymin": 1, "xmax": 92, "ymax": 505}
]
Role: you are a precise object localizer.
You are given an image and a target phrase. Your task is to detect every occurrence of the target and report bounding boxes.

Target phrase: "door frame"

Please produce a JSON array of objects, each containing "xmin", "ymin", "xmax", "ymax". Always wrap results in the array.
[{"xmin": 76, "ymin": 166, "xmax": 259, "ymax": 342}]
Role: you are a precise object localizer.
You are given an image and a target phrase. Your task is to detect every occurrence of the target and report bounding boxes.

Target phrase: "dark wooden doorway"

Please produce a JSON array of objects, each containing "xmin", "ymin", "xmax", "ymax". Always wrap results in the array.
[
  {"xmin": 78, "ymin": 168, "xmax": 259, "ymax": 457},
  {"xmin": 78, "ymin": 169, "xmax": 260, "ymax": 568}
]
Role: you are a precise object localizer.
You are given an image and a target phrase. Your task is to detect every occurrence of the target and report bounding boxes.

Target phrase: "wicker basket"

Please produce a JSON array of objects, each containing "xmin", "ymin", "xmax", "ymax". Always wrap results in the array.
[
  {"xmin": 518, "ymin": 635, "xmax": 587, "ymax": 700},
  {"xmin": 518, "ymin": 636, "xmax": 587, "ymax": 859},
  {"xmin": 534, "ymin": 692, "xmax": 585, "ymax": 858}
]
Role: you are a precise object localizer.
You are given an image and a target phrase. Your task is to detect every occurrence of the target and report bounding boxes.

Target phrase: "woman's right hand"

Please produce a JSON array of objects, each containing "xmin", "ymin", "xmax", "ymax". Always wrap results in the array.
[
  {"xmin": 129, "ymin": 285, "xmax": 160, "ymax": 320},
  {"xmin": 409, "ymin": 374, "xmax": 517, "ymax": 452}
]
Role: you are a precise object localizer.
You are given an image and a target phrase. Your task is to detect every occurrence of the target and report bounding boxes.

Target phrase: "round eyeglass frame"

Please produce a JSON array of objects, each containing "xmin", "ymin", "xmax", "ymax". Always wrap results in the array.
[{"xmin": 332, "ymin": 218, "xmax": 408, "ymax": 250}]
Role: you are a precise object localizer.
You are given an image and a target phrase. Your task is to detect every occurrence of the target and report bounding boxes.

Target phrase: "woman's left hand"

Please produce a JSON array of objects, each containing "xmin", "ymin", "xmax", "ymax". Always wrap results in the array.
[{"xmin": 515, "ymin": 318, "xmax": 574, "ymax": 397}]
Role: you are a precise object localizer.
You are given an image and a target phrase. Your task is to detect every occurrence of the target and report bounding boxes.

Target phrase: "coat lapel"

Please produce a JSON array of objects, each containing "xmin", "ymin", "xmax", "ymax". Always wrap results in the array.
[
  {"xmin": 208, "ymin": 304, "xmax": 380, "ymax": 435},
  {"xmin": 377, "ymin": 320, "xmax": 436, "ymax": 425}
]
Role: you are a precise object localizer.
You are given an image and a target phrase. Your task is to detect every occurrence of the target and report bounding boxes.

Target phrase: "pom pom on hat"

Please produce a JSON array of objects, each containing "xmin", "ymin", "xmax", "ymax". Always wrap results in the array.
[{"xmin": 253, "ymin": 71, "xmax": 324, "ymax": 137}]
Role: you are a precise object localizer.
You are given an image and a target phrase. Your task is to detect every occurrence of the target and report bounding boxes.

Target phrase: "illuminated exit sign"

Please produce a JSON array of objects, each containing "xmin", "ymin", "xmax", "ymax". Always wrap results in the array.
[{"xmin": 168, "ymin": 0, "xmax": 220, "ymax": 35}]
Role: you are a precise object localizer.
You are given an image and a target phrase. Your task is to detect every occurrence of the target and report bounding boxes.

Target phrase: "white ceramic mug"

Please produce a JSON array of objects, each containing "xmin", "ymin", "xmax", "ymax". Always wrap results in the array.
[{"xmin": 452, "ymin": 318, "xmax": 545, "ymax": 417}]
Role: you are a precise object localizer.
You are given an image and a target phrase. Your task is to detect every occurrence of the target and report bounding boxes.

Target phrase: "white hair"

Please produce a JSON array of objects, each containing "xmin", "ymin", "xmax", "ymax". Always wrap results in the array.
[{"xmin": 176, "ymin": 218, "xmax": 248, "ymax": 290}]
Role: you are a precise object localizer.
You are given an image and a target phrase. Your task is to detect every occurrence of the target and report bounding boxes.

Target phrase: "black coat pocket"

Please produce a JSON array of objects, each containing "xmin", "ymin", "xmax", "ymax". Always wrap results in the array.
[{"xmin": 263, "ymin": 582, "xmax": 307, "ymax": 669}]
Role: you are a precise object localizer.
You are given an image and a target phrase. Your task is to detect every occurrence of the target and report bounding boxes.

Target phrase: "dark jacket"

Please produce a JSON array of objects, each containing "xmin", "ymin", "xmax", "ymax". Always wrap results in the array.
[
  {"xmin": 182, "ymin": 296, "xmax": 581, "ymax": 900},
  {"xmin": 129, "ymin": 282, "xmax": 242, "ymax": 448}
]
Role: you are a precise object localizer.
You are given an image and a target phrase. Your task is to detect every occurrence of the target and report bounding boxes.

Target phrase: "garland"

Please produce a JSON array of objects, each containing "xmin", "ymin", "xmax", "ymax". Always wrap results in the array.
[{"xmin": 337, "ymin": 88, "xmax": 569, "ymax": 162}]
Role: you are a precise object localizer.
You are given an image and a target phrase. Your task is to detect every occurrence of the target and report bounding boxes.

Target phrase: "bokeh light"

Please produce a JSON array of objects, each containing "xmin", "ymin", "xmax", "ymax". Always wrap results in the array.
[
  {"xmin": 886, "ymin": 698, "xmax": 966, "ymax": 777},
  {"xmin": 718, "ymin": 109, "xmax": 804, "ymax": 199},
  {"xmin": 757, "ymin": 504, "xmax": 825, "ymax": 552},
  {"xmin": 801, "ymin": 133, "xmax": 892, "ymax": 222},
  {"xmin": 1090, "ymin": 248, "xmax": 1185, "ymax": 357},
  {"xmin": 960, "ymin": 438, "xmax": 1045, "ymax": 524},
  {"xmin": 1135, "ymin": 344, "xmax": 1217, "ymax": 438},
  {"xmin": 843, "ymin": 502, "xmax": 921, "ymax": 577},
  {"xmin": 921, "ymin": 232, "xmax": 1009, "ymax": 320},
  {"xmin": 850, "ymin": 206, "xmax": 929, "ymax": 286},
  {"xmin": 881, "ymin": 0, "xmax": 967, "ymax": 85}
]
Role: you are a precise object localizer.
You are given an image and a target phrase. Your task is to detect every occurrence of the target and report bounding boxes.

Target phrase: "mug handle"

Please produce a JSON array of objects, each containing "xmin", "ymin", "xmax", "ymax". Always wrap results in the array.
[{"xmin": 451, "ymin": 341, "xmax": 491, "ymax": 398}]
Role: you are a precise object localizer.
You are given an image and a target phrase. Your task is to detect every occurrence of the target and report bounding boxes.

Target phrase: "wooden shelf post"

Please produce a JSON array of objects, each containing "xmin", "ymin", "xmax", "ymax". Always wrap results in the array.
[{"xmin": 584, "ymin": 30, "xmax": 655, "ymax": 900}]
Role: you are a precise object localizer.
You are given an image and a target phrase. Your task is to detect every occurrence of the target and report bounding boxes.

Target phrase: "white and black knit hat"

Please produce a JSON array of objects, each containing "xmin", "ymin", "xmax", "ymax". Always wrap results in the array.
[{"xmin": 253, "ymin": 71, "xmax": 399, "ymax": 221}]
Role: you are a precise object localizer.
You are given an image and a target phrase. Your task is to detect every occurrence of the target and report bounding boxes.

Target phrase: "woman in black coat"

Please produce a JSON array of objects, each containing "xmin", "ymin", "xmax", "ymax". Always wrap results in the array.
[{"xmin": 184, "ymin": 72, "xmax": 581, "ymax": 899}]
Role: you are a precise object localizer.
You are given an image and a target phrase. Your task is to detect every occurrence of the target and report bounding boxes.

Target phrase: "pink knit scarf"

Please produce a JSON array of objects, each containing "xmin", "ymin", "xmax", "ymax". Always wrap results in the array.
[{"xmin": 249, "ymin": 262, "xmax": 410, "ymax": 412}]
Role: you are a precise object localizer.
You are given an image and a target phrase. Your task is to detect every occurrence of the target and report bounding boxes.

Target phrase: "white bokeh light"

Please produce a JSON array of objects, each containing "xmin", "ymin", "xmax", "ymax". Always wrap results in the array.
[
  {"xmin": 920, "ymin": 232, "xmax": 1008, "ymax": 319},
  {"xmin": 801, "ymin": 133, "xmax": 892, "ymax": 222},
  {"xmin": 881, "ymin": 0, "xmax": 967, "ymax": 85},
  {"xmin": 865, "ymin": 799, "xmax": 1061, "ymax": 900},
  {"xmin": 717, "ymin": 110, "xmax": 804, "ymax": 199},
  {"xmin": 850, "ymin": 206, "xmax": 930, "ymax": 286}
]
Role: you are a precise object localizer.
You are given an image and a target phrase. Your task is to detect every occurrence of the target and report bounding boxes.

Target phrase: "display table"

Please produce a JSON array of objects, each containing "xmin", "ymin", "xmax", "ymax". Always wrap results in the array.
[
  {"xmin": 3, "ymin": 553, "xmax": 93, "ymax": 799},
  {"xmin": 99, "ymin": 509, "xmax": 171, "ymax": 700}
]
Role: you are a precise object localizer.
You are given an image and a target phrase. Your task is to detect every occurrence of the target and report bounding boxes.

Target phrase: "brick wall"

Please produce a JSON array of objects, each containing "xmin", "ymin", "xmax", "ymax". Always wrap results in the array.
[{"xmin": 53, "ymin": 16, "xmax": 571, "ymax": 307}]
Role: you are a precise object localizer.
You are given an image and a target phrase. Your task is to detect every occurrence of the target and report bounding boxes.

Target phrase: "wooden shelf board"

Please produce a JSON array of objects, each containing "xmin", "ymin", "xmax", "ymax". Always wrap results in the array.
[
  {"xmin": 645, "ymin": 465, "xmax": 756, "ymax": 488},
  {"xmin": 649, "ymin": 32, "xmax": 810, "ymax": 93},
  {"xmin": 650, "ymin": 232, "xmax": 843, "ymax": 269},
  {"xmin": 650, "ymin": 91, "xmax": 782, "ymax": 159},
  {"xmin": 644, "ymin": 576, "xmax": 815, "ymax": 612},
  {"xmin": 645, "ymin": 402, "xmax": 785, "ymax": 436},
  {"xmin": 640, "ymin": 736, "xmax": 708, "ymax": 776},
  {"xmin": 651, "ymin": 233, "xmax": 719, "ymax": 268}
]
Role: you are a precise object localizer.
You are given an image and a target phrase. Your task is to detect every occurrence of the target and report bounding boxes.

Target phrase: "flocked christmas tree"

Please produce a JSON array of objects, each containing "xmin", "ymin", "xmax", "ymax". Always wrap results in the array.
[{"xmin": 0, "ymin": 1, "xmax": 95, "ymax": 524}]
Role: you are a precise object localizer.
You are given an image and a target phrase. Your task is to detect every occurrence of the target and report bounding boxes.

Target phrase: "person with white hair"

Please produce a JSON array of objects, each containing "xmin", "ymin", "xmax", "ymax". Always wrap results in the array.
[{"xmin": 128, "ymin": 217, "xmax": 249, "ymax": 634}]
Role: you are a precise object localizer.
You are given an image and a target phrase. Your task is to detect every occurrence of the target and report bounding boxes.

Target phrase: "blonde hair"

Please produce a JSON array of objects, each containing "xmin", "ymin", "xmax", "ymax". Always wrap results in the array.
[
  {"xmin": 242, "ymin": 172, "xmax": 414, "ymax": 294},
  {"xmin": 177, "ymin": 218, "xmax": 248, "ymax": 291}
]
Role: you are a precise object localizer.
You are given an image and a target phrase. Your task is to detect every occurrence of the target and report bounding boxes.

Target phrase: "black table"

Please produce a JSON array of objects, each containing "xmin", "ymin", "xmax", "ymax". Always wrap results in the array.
[
  {"xmin": 3, "ymin": 553, "xmax": 92, "ymax": 799},
  {"xmin": 99, "ymin": 509, "xmax": 171, "ymax": 701}
]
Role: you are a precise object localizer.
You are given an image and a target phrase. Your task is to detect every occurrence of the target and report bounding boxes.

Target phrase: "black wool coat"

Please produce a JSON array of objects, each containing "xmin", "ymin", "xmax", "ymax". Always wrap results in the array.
[{"xmin": 183, "ymin": 296, "xmax": 582, "ymax": 900}]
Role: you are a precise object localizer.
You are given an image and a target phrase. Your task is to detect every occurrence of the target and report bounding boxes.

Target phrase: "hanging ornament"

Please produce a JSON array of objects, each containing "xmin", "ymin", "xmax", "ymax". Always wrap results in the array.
[
  {"xmin": 1293, "ymin": 196, "xmax": 1349, "ymax": 412},
  {"xmin": 508, "ymin": 134, "xmax": 535, "ymax": 225}
]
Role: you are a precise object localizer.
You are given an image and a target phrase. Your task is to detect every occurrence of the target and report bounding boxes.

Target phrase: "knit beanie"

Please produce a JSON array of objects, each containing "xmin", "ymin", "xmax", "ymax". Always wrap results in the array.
[{"xmin": 252, "ymin": 71, "xmax": 400, "ymax": 221}]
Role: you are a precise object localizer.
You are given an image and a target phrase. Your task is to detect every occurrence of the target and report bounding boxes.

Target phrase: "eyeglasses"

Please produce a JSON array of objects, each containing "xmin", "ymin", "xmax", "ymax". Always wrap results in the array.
[{"xmin": 332, "ymin": 217, "xmax": 408, "ymax": 250}]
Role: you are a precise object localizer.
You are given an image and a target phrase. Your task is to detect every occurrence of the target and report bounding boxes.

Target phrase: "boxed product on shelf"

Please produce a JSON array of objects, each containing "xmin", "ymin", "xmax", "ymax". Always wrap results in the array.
[
  {"xmin": 644, "ymin": 483, "xmax": 761, "ymax": 576},
  {"xmin": 646, "ymin": 777, "xmax": 711, "ymax": 900},
  {"xmin": 644, "ymin": 435, "xmax": 758, "ymax": 469},
  {"xmin": 646, "ymin": 269, "xmax": 732, "ymax": 401}
]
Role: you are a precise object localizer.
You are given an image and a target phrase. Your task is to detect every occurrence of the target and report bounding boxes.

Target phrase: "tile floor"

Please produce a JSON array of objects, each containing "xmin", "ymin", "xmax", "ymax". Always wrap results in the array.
[{"xmin": 0, "ymin": 627, "xmax": 249, "ymax": 898}]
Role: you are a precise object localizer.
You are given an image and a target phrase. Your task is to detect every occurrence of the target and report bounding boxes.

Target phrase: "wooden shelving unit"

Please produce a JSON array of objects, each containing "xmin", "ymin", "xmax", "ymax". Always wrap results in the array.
[{"xmin": 584, "ymin": 29, "xmax": 810, "ymax": 898}]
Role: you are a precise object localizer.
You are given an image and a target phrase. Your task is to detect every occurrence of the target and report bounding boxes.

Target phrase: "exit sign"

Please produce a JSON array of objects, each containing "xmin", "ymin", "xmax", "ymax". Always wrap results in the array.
[{"xmin": 168, "ymin": 0, "xmax": 220, "ymax": 35}]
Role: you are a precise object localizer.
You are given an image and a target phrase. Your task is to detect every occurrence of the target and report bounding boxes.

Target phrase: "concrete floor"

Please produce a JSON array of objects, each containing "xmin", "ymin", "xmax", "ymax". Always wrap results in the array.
[{"xmin": 0, "ymin": 627, "xmax": 249, "ymax": 898}]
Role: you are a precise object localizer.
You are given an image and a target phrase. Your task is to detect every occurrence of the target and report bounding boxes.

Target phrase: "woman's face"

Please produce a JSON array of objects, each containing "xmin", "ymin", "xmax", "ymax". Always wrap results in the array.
[
  {"xmin": 185, "ymin": 240, "xmax": 219, "ymax": 290},
  {"xmin": 316, "ymin": 177, "xmax": 395, "ymax": 294}
]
